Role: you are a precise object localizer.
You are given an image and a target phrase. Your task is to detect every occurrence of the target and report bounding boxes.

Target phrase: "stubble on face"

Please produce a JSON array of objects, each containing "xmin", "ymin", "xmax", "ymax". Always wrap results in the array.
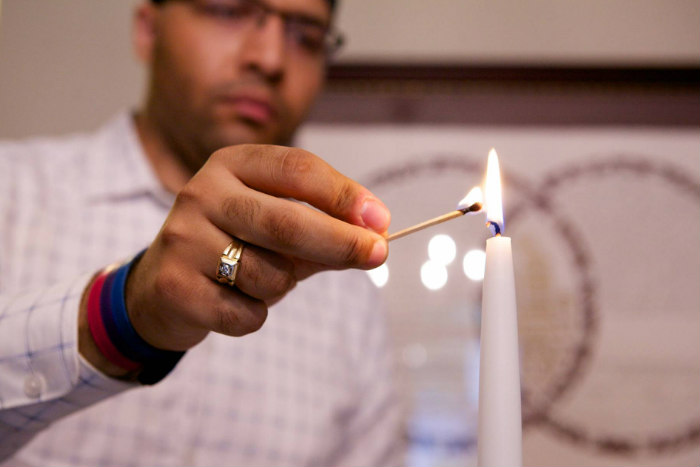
[{"xmin": 143, "ymin": 1, "xmax": 327, "ymax": 175}]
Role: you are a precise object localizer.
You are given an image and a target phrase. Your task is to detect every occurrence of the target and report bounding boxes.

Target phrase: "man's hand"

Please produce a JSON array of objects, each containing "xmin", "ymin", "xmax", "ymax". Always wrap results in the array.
[{"xmin": 121, "ymin": 144, "xmax": 389, "ymax": 352}]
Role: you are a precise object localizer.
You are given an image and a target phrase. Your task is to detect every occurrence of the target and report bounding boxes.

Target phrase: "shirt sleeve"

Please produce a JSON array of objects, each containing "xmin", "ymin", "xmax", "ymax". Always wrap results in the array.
[
  {"xmin": 330, "ymin": 274, "xmax": 408, "ymax": 467},
  {"xmin": 0, "ymin": 275, "xmax": 136, "ymax": 461}
]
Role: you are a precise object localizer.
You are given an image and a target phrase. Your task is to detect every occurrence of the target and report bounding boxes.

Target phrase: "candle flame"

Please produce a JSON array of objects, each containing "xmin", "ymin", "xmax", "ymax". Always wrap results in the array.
[
  {"xmin": 457, "ymin": 186, "xmax": 483, "ymax": 212},
  {"xmin": 485, "ymin": 148, "xmax": 504, "ymax": 235}
]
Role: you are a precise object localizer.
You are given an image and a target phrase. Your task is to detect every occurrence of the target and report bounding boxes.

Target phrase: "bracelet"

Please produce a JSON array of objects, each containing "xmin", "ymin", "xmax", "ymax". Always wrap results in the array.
[
  {"xmin": 86, "ymin": 251, "xmax": 185, "ymax": 384},
  {"xmin": 87, "ymin": 270, "xmax": 142, "ymax": 372},
  {"xmin": 100, "ymin": 258, "xmax": 164, "ymax": 362}
]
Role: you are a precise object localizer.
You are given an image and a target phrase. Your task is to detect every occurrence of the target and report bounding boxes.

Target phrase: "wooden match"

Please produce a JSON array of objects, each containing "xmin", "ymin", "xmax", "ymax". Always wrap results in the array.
[{"xmin": 386, "ymin": 202, "xmax": 482, "ymax": 242}]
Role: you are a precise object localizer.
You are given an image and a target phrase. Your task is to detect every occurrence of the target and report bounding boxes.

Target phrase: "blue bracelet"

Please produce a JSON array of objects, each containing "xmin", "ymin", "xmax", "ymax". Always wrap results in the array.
[
  {"xmin": 98, "ymin": 269, "xmax": 131, "ymax": 357},
  {"xmin": 100, "ymin": 251, "xmax": 185, "ymax": 384},
  {"xmin": 109, "ymin": 261, "xmax": 165, "ymax": 361}
]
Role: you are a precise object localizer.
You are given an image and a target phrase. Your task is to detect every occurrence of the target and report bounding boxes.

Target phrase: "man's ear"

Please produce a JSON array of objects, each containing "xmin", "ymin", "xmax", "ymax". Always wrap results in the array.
[{"xmin": 133, "ymin": 4, "xmax": 159, "ymax": 64}]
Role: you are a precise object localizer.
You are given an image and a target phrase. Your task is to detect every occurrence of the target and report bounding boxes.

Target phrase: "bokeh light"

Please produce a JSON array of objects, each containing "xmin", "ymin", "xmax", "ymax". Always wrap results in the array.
[
  {"xmin": 462, "ymin": 249, "xmax": 486, "ymax": 281},
  {"xmin": 421, "ymin": 260, "xmax": 448, "ymax": 290},
  {"xmin": 428, "ymin": 234, "xmax": 457, "ymax": 265},
  {"xmin": 367, "ymin": 263, "xmax": 389, "ymax": 288}
]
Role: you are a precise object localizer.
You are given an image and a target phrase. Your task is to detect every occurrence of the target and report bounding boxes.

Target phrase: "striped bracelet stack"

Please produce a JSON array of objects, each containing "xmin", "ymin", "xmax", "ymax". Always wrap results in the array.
[{"xmin": 86, "ymin": 252, "xmax": 184, "ymax": 384}]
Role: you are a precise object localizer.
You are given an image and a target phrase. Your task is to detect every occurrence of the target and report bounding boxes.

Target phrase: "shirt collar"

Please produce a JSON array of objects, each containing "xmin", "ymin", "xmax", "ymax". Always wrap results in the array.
[{"xmin": 86, "ymin": 112, "xmax": 175, "ymax": 207}]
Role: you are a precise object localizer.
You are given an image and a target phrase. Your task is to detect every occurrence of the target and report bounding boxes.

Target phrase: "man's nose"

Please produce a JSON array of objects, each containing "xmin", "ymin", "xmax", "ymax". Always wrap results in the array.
[{"xmin": 240, "ymin": 14, "xmax": 286, "ymax": 82}]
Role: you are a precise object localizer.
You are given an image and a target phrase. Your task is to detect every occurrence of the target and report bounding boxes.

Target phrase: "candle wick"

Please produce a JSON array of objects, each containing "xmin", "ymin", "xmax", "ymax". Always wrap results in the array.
[{"xmin": 486, "ymin": 221, "xmax": 502, "ymax": 236}]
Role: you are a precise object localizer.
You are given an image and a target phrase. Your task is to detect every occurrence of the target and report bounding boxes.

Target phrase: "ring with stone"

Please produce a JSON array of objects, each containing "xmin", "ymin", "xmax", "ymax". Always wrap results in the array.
[{"xmin": 216, "ymin": 239, "xmax": 245, "ymax": 287}]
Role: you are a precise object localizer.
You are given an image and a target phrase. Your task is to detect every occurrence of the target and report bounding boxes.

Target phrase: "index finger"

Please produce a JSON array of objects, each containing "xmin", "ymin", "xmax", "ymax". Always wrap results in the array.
[{"xmin": 212, "ymin": 145, "xmax": 391, "ymax": 234}]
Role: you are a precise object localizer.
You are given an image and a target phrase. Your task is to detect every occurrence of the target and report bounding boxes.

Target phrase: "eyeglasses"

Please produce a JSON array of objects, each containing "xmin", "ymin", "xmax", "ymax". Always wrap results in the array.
[{"xmin": 190, "ymin": 0, "xmax": 344, "ymax": 58}]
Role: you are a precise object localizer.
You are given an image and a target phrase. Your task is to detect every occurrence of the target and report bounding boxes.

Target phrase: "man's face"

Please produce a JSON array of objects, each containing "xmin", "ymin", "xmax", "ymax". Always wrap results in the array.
[{"xmin": 137, "ymin": 0, "xmax": 330, "ymax": 166}]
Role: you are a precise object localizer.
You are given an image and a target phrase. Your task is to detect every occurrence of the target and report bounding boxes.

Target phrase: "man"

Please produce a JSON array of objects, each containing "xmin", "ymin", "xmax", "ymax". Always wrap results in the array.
[{"xmin": 0, "ymin": 0, "xmax": 403, "ymax": 465}]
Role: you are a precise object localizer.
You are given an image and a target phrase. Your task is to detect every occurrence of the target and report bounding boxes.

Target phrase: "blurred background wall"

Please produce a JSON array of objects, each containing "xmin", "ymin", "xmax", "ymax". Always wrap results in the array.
[
  {"xmin": 1, "ymin": 2, "xmax": 699, "ymax": 466},
  {"xmin": 1, "ymin": 0, "xmax": 698, "ymax": 138}
]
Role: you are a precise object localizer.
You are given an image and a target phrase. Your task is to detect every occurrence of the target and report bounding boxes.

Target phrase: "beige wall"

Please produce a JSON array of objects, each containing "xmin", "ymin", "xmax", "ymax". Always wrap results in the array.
[
  {"xmin": 1, "ymin": 0, "xmax": 699, "ymax": 139},
  {"xmin": 0, "ymin": 0, "xmax": 143, "ymax": 138},
  {"xmin": 337, "ymin": 0, "xmax": 700, "ymax": 64}
]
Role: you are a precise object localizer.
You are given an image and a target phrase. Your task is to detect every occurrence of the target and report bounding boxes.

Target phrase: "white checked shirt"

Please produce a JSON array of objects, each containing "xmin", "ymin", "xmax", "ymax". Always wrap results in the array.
[{"xmin": 0, "ymin": 114, "xmax": 404, "ymax": 466}]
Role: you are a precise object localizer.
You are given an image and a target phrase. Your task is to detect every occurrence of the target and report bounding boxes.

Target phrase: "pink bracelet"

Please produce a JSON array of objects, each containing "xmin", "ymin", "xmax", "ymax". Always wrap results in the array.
[{"xmin": 86, "ymin": 270, "xmax": 142, "ymax": 372}]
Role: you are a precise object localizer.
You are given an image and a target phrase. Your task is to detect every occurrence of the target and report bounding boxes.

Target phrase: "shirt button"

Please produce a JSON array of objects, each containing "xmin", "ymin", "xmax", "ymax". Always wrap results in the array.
[{"xmin": 24, "ymin": 373, "xmax": 46, "ymax": 399}]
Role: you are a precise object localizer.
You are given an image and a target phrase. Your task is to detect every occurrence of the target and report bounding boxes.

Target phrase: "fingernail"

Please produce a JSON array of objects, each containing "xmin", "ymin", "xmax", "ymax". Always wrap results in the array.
[
  {"xmin": 367, "ymin": 239, "xmax": 387, "ymax": 268},
  {"xmin": 361, "ymin": 198, "xmax": 390, "ymax": 233}
]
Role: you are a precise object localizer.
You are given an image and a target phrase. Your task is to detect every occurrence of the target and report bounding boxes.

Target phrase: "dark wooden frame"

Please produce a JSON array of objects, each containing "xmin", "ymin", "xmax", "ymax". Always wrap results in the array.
[{"xmin": 309, "ymin": 64, "xmax": 700, "ymax": 126}]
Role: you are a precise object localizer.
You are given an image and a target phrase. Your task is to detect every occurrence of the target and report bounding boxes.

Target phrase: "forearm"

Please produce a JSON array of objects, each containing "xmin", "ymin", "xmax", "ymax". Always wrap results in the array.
[{"xmin": 0, "ymin": 274, "xmax": 136, "ymax": 461}]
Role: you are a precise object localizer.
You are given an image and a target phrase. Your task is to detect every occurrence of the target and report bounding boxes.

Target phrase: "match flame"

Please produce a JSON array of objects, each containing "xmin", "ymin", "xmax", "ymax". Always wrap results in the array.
[
  {"xmin": 457, "ymin": 186, "xmax": 483, "ymax": 212},
  {"xmin": 484, "ymin": 148, "xmax": 504, "ymax": 235}
]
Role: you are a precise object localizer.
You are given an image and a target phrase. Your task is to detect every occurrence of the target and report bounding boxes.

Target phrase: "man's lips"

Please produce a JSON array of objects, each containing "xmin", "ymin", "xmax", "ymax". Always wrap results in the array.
[{"xmin": 217, "ymin": 95, "xmax": 277, "ymax": 125}]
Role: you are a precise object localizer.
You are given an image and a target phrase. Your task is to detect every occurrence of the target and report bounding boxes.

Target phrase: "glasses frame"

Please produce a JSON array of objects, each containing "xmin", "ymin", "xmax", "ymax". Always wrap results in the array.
[{"xmin": 181, "ymin": 0, "xmax": 345, "ymax": 58}]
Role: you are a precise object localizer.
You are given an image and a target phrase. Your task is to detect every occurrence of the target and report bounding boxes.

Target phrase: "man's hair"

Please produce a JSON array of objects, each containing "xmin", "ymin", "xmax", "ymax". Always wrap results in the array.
[{"xmin": 150, "ymin": 0, "xmax": 337, "ymax": 11}]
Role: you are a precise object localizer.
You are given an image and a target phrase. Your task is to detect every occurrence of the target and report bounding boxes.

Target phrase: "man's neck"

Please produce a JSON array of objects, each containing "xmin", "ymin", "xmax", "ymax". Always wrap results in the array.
[{"xmin": 133, "ymin": 111, "xmax": 195, "ymax": 195}]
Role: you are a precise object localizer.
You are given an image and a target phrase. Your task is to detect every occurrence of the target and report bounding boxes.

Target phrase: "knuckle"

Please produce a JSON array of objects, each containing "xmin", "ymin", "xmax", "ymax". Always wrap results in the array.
[
  {"xmin": 213, "ymin": 301, "xmax": 268, "ymax": 336},
  {"xmin": 268, "ymin": 263, "xmax": 297, "ymax": 297},
  {"xmin": 243, "ymin": 253, "xmax": 296, "ymax": 299},
  {"xmin": 153, "ymin": 267, "xmax": 184, "ymax": 304},
  {"xmin": 225, "ymin": 144, "xmax": 260, "ymax": 167},
  {"xmin": 174, "ymin": 184, "xmax": 200, "ymax": 207},
  {"xmin": 213, "ymin": 302, "xmax": 244, "ymax": 336},
  {"xmin": 211, "ymin": 147, "xmax": 228, "ymax": 160},
  {"xmin": 276, "ymin": 148, "xmax": 315, "ymax": 187},
  {"xmin": 262, "ymin": 209, "xmax": 306, "ymax": 250},
  {"xmin": 331, "ymin": 181, "xmax": 356, "ymax": 215},
  {"xmin": 338, "ymin": 232, "xmax": 365, "ymax": 267},
  {"xmin": 159, "ymin": 220, "xmax": 190, "ymax": 249},
  {"xmin": 278, "ymin": 266, "xmax": 297, "ymax": 294},
  {"xmin": 248, "ymin": 264, "xmax": 268, "ymax": 294},
  {"xmin": 210, "ymin": 146, "xmax": 234, "ymax": 164},
  {"xmin": 221, "ymin": 195, "xmax": 260, "ymax": 228}
]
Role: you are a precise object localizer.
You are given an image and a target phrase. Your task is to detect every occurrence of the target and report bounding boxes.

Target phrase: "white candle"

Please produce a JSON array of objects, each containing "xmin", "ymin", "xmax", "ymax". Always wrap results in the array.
[{"xmin": 477, "ymin": 149, "xmax": 522, "ymax": 467}]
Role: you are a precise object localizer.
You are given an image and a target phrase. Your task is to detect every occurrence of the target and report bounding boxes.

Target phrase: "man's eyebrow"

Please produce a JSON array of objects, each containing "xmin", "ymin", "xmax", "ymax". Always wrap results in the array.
[{"xmin": 283, "ymin": 9, "xmax": 330, "ymax": 28}]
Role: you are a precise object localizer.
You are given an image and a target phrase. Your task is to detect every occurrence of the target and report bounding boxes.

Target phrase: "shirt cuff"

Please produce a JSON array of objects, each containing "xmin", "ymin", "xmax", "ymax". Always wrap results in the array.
[
  {"xmin": 1, "ymin": 274, "xmax": 137, "ymax": 461},
  {"xmin": 0, "ymin": 273, "xmax": 136, "ymax": 410}
]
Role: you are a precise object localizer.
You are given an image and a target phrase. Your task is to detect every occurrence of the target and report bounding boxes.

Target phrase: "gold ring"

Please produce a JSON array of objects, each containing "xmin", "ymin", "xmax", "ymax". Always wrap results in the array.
[{"xmin": 216, "ymin": 239, "xmax": 245, "ymax": 287}]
